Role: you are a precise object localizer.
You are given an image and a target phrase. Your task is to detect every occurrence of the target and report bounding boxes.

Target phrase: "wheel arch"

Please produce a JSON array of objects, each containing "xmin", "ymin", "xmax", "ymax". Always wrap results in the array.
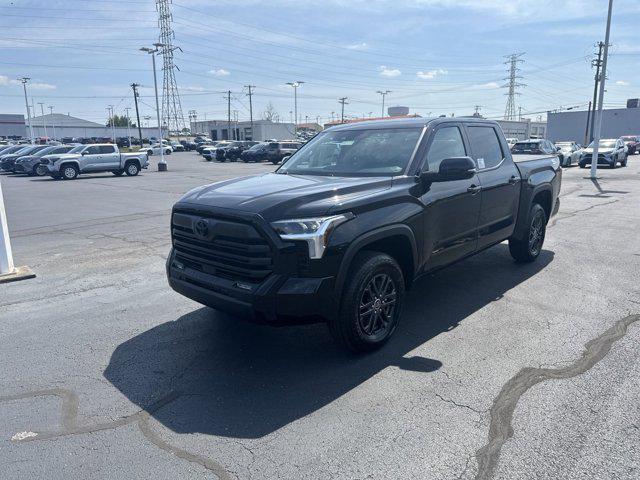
[{"xmin": 334, "ymin": 225, "xmax": 418, "ymax": 295}]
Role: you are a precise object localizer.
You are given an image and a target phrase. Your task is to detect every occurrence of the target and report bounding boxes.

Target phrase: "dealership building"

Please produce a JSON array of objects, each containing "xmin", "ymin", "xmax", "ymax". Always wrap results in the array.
[
  {"xmin": 547, "ymin": 103, "xmax": 640, "ymax": 143},
  {"xmin": 0, "ymin": 114, "xmax": 27, "ymax": 138},
  {"xmin": 190, "ymin": 119, "xmax": 296, "ymax": 141}
]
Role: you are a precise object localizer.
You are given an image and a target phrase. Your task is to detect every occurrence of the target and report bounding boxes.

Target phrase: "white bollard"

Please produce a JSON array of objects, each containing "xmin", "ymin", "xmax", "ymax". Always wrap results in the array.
[{"xmin": 0, "ymin": 178, "xmax": 35, "ymax": 283}]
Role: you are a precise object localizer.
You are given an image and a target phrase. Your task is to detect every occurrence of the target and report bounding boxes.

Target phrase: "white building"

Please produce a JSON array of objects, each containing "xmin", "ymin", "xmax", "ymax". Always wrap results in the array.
[
  {"xmin": 547, "ymin": 106, "xmax": 640, "ymax": 143},
  {"xmin": 27, "ymin": 113, "xmax": 160, "ymax": 140},
  {"xmin": 496, "ymin": 119, "xmax": 547, "ymax": 140},
  {"xmin": 190, "ymin": 119, "xmax": 296, "ymax": 141},
  {"xmin": 0, "ymin": 114, "xmax": 26, "ymax": 138}
]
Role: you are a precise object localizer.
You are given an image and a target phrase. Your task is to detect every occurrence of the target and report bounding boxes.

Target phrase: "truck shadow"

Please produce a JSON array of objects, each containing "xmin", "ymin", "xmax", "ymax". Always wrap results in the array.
[{"xmin": 104, "ymin": 245, "xmax": 553, "ymax": 439}]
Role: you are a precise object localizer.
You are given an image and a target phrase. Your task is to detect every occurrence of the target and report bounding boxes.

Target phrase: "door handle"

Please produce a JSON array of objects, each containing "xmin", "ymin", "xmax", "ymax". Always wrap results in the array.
[
  {"xmin": 508, "ymin": 175, "xmax": 520, "ymax": 184},
  {"xmin": 467, "ymin": 184, "xmax": 482, "ymax": 194}
]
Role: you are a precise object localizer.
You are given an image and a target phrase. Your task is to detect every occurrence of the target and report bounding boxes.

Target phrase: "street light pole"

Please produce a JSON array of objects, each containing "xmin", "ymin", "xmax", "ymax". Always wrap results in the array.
[
  {"xmin": 141, "ymin": 45, "xmax": 166, "ymax": 171},
  {"xmin": 376, "ymin": 90, "xmax": 391, "ymax": 117},
  {"xmin": 125, "ymin": 107, "xmax": 132, "ymax": 148},
  {"xmin": 38, "ymin": 103, "xmax": 48, "ymax": 141},
  {"xmin": 590, "ymin": 0, "xmax": 614, "ymax": 180},
  {"xmin": 48, "ymin": 106, "xmax": 56, "ymax": 140},
  {"xmin": 286, "ymin": 81, "xmax": 304, "ymax": 135},
  {"xmin": 18, "ymin": 78, "xmax": 34, "ymax": 144}
]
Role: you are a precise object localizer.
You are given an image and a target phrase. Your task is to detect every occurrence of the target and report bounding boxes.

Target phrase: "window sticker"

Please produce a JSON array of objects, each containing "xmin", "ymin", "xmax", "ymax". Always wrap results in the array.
[{"xmin": 477, "ymin": 158, "xmax": 486, "ymax": 169}]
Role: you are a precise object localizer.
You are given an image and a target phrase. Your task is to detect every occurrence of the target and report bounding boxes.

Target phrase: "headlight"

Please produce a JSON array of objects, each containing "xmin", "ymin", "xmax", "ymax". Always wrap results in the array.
[{"xmin": 271, "ymin": 214, "xmax": 353, "ymax": 259}]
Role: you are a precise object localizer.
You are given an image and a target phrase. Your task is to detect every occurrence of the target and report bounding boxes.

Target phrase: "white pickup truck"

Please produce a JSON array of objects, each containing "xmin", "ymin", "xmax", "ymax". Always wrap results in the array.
[{"xmin": 41, "ymin": 144, "xmax": 149, "ymax": 180}]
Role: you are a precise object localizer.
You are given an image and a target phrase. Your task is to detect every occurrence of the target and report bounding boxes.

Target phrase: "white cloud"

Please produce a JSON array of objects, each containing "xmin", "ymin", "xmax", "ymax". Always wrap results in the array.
[
  {"xmin": 209, "ymin": 68, "xmax": 230, "ymax": 77},
  {"xmin": 0, "ymin": 75, "xmax": 55, "ymax": 90},
  {"xmin": 476, "ymin": 81, "xmax": 500, "ymax": 89},
  {"xmin": 615, "ymin": 80, "xmax": 630, "ymax": 86},
  {"xmin": 180, "ymin": 85, "xmax": 205, "ymax": 92},
  {"xmin": 346, "ymin": 42, "xmax": 368, "ymax": 50},
  {"xmin": 379, "ymin": 66, "xmax": 401, "ymax": 77},
  {"xmin": 416, "ymin": 69, "xmax": 448, "ymax": 79}
]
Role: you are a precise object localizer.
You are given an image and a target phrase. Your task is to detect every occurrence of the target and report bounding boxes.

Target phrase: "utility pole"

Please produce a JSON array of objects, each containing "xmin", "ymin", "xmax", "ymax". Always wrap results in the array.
[
  {"xmin": 589, "ymin": 41, "xmax": 604, "ymax": 143},
  {"xmin": 338, "ymin": 97, "xmax": 349, "ymax": 123},
  {"xmin": 584, "ymin": 100, "xmax": 592, "ymax": 145},
  {"xmin": 31, "ymin": 99, "xmax": 36, "ymax": 139},
  {"xmin": 37, "ymin": 103, "xmax": 48, "ymax": 140},
  {"xmin": 233, "ymin": 110, "xmax": 239, "ymax": 140},
  {"xmin": 245, "ymin": 85, "xmax": 255, "ymax": 140},
  {"xmin": 141, "ymin": 45, "xmax": 166, "ymax": 171},
  {"xmin": 376, "ymin": 90, "xmax": 391, "ymax": 117},
  {"xmin": 503, "ymin": 53, "xmax": 526, "ymax": 120},
  {"xmin": 286, "ymin": 81, "xmax": 304, "ymax": 134},
  {"xmin": 131, "ymin": 83, "xmax": 143, "ymax": 146},
  {"xmin": 225, "ymin": 90, "xmax": 232, "ymax": 140},
  {"xmin": 125, "ymin": 107, "xmax": 132, "ymax": 148},
  {"xmin": 591, "ymin": 0, "xmax": 613, "ymax": 180},
  {"xmin": 48, "ymin": 106, "xmax": 56, "ymax": 140}
]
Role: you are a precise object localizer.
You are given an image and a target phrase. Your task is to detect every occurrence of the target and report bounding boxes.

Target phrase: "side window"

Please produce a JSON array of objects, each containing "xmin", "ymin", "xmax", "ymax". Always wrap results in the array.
[
  {"xmin": 99, "ymin": 145, "xmax": 115, "ymax": 154},
  {"xmin": 426, "ymin": 126, "xmax": 466, "ymax": 172},
  {"xmin": 467, "ymin": 127, "xmax": 504, "ymax": 169},
  {"xmin": 85, "ymin": 146, "xmax": 100, "ymax": 155}
]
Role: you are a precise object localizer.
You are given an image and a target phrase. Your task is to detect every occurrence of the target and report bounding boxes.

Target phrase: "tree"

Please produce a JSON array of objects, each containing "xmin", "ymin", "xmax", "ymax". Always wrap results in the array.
[
  {"xmin": 262, "ymin": 102, "xmax": 280, "ymax": 122},
  {"xmin": 107, "ymin": 114, "xmax": 135, "ymax": 127}
]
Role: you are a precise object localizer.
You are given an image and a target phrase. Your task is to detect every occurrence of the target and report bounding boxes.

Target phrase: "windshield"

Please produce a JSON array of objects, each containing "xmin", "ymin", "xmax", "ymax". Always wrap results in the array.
[
  {"xmin": 278, "ymin": 127, "xmax": 423, "ymax": 176},
  {"xmin": 68, "ymin": 145, "xmax": 87, "ymax": 154},
  {"xmin": 588, "ymin": 140, "xmax": 616, "ymax": 148},
  {"xmin": 512, "ymin": 142, "xmax": 541, "ymax": 153},
  {"xmin": 248, "ymin": 143, "xmax": 267, "ymax": 152},
  {"xmin": 34, "ymin": 146, "xmax": 57, "ymax": 157}
]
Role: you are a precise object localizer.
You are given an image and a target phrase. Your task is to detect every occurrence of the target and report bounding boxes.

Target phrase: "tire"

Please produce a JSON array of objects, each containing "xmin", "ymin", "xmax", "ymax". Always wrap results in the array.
[
  {"xmin": 509, "ymin": 203, "xmax": 547, "ymax": 263},
  {"xmin": 30, "ymin": 165, "xmax": 39, "ymax": 176},
  {"xmin": 579, "ymin": 163, "xmax": 586, "ymax": 169},
  {"xmin": 35, "ymin": 165, "xmax": 47, "ymax": 176},
  {"xmin": 125, "ymin": 162, "xmax": 140, "ymax": 176},
  {"xmin": 112, "ymin": 170, "xmax": 124, "ymax": 176},
  {"xmin": 61, "ymin": 164, "xmax": 78, "ymax": 180},
  {"xmin": 329, "ymin": 251, "xmax": 405, "ymax": 352}
]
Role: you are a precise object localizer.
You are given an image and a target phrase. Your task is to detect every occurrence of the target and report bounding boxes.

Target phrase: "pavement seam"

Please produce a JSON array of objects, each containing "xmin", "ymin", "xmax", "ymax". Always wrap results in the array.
[{"xmin": 473, "ymin": 313, "xmax": 640, "ymax": 480}]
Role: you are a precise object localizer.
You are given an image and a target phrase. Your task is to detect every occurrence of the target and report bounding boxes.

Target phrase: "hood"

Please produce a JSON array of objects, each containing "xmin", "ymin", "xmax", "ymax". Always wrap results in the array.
[
  {"xmin": 583, "ymin": 147, "xmax": 613, "ymax": 154},
  {"xmin": 15, "ymin": 155, "xmax": 39, "ymax": 163},
  {"xmin": 177, "ymin": 172, "xmax": 393, "ymax": 221}
]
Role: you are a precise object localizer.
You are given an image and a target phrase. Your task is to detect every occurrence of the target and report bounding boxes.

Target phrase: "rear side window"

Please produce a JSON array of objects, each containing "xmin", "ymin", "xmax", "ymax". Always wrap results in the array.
[
  {"xmin": 85, "ymin": 146, "xmax": 100, "ymax": 154},
  {"xmin": 99, "ymin": 145, "xmax": 116, "ymax": 154},
  {"xmin": 467, "ymin": 126, "xmax": 504, "ymax": 169},
  {"xmin": 426, "ymin": 126, "xmax": 467, "ymax": 171}
]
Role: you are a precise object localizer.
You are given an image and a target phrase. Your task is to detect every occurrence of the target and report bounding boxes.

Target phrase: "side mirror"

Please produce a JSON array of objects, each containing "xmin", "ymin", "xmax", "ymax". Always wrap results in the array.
[
  {"xmin": 421, "ymin": 157, "xmax": 476, "ymax": 183},
  {"xmin": 281, "ymin": 155, "xmax": 291, "ymax": 163},
  {"xmin": 81, "ymin": 150, "xmax": 87, "ymax": 155}
]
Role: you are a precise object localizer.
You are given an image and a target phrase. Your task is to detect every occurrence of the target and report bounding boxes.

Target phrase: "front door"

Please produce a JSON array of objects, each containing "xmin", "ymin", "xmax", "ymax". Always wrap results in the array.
[
  {"xmin": 466, "ymin": 125, "xmax": 521, "ymax": 250},
  {"xmin": 420, "ymin": 124, "xmax": 482, "ymax": 271},
  {"xmin": 80, "ymin": 145, "xmax": 101, "ymax": 171}
]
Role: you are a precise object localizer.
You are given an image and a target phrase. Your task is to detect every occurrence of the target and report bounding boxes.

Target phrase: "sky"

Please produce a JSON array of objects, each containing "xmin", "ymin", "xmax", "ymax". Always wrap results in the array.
[{"xmin": 0, "ymin": 0, "xmax": 638, "ymax": 127}]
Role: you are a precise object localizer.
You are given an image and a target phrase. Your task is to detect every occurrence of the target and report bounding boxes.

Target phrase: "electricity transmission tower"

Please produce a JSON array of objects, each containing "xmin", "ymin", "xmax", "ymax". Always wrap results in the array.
[
  {"xmin": 502, "ymin": 53, "xmax": 526, "ymax": 121},
  {"xmin": 155, "ymin": 0, "xmax": 185, "ymax": 134}
]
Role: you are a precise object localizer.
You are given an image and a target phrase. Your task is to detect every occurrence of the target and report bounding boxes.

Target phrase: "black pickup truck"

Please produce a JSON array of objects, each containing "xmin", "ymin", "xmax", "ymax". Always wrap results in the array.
[{"xmin": 167, "ymin": 118, "xmax": 561, "ymax": 351}]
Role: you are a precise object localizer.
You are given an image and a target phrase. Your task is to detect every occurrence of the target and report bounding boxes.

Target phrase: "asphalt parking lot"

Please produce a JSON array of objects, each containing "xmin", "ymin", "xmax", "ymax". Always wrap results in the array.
[{"xmin": 1, "ymin": 152, "xmax": 639, "ymax": 479}]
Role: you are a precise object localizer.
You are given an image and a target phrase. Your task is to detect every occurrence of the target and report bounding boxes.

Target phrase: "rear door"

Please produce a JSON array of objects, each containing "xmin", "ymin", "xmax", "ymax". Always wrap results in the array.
[
  {"xmin": 420, "ymin": 123, "xmax": 482, "ymax": 270},
  {"xmin": 466, "ymin": 124, "xmax": 521, "ymax": 250},
  {"xmin": 98, "ymin": 145, "xmax": 120, "ymax": 169}
]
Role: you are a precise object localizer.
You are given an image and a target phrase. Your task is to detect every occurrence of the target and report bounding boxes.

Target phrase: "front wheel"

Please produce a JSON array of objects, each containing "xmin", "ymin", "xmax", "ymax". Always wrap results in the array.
[
  {"xmin": 61, "ymin": 164, "xmax": 79, "ymax": 180},
  {"xmin": 509, "ymin": 203, "xmax": 547, "ymax": 263},
  {"xmin": 330, "ymin": 252, "xmax": 405, "ymax": 352},
  {"xmin": 125, "ymin": 162, "xmax": 140, "ymax": 176}
]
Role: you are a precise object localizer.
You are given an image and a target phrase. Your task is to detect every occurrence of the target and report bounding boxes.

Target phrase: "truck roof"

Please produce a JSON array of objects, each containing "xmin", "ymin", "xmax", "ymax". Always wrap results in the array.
[{"xmin": 326, "ymin": 116, "xmax": 501, "ymax": 131}]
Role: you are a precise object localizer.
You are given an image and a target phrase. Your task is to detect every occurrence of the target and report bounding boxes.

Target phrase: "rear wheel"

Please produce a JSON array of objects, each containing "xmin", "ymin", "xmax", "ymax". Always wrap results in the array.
[
  {"xmin": 330, "ymin": 251, "xmax": 405, "ymax": 352},
  {"xmin": 61, "ymin": 164, "xmax": 78, "ymax": 180},
  {"xmin": 509, "ymin": 203, "xmax": 547, "ymax": 263}
]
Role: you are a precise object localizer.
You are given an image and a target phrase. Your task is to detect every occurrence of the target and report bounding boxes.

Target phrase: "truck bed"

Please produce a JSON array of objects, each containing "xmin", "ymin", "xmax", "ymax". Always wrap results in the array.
[{"xmin": 512, "ymin": 153, "xmax": 558, "ymax": 163}]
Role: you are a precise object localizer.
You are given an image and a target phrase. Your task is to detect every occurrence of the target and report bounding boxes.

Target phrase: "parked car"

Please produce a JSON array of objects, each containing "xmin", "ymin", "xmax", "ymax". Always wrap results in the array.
[
  {"xmin": 240, "ymin": 141, "xmax": 301, "ymax": 164},
  {"xmin": 166, "ymin": 117, "xmax": 561, "ymax": 351},
  {"xmin": 170, "ymin": 141, "xmax": 185, "ymax": 152},
  {"xmin": 511, "ymin": 139, "xmax": 558, "ymax": 156},
  {"xmin": 579, "ymin": 138, "xmax": 628, "ymax": 168},
  {"xmin": 620, "ymin": 135, "xmax": 639, "ymax": 155},
  {"xmin": 506, "ymin": 137, "xmax": 518, "ymax": 147},
  {"xmin": 1, "ymin": 145, "xmax": 49, "ymax": 172},
  {"xmin": 42, "ymin": 144, "xmax": 149, "ymax": 180},
  {"xmin": 180, "ymin": 140, "xmax": 198, "ymax": 151},
  {"xmin": 204, "ymin": 142, "xmax": 231, "ymax": 161},
  {"xmin": 142, "ymin": 143, "xmax": 173, "ymax": 156},
  {"xmin": 14, "ymin": 145, "xmax": 75, "ymax": 175},
  {"xmin": 554, "ymin": 141, "xmax": 581, "ymax": 167},
  {"xmin": 194, "ymin": 136, "xmax": 212, "ymax": 144},
  {"xmin": 197, "ymin": 142, "xmax": 217, "ymax": 155},
  {"xmin": 0, "ymin": 145, "xmax": 30, "ymax": 163},
  {"xmin": 213, "ymin": 141, "xmax": 258, "ymax": 162}
]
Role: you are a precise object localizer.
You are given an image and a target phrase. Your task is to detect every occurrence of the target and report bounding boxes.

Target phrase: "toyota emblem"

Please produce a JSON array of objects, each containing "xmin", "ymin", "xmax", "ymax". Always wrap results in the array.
[{"xmin": 194, "ymin": 219, "xmax": 209, "ymax": 238}]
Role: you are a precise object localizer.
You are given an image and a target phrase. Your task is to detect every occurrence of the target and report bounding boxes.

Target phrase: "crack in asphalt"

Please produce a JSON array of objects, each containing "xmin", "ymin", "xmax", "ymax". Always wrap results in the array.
[
  {"xmin": 548, "ymin": 199, "xmax": 619, "ymax": 228},
  {"xmin": 474, "ymin": 313, "xmax": 640, "ymax": 480},
  {"xmin": 0, "ymin": 388, "xmax": 231, "ymax": 480}
]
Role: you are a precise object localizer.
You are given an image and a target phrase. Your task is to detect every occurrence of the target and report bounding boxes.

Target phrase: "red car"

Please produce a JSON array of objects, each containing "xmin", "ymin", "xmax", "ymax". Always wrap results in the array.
[{"xmin": 621, "ymin": 135, "xmax": 639, "ymax": 155}]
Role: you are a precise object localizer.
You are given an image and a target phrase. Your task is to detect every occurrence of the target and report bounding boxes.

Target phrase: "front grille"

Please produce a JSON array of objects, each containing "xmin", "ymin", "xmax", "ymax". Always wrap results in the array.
[{"xmin": 172, "ymin": 212, "xmax": 273, "ymax": 283}]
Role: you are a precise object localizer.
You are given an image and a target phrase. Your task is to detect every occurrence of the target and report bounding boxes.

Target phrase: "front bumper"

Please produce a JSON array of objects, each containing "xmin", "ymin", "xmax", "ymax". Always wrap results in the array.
[
  {"xmin": 579, "ymin": 154, "xmax": 614, "ymax": 167},
  {"xmin": 167, "ymin": 247, "xmax": 337, "ymax": 325}
]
